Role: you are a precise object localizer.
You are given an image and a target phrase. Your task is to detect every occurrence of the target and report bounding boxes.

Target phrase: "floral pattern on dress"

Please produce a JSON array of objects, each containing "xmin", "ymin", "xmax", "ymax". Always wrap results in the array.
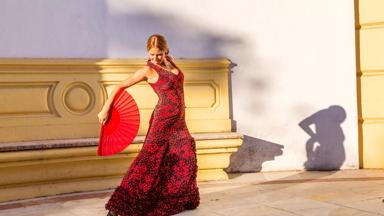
[{"xmin": 105, "ymin": 56, "xmax": 200, "ymax": 216}]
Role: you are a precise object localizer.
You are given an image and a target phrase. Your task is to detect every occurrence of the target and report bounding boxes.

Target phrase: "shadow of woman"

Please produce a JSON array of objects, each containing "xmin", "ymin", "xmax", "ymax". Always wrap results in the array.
[{"xmin": 299, "ymin": 105, "xmax": 346, "ymax": 171}]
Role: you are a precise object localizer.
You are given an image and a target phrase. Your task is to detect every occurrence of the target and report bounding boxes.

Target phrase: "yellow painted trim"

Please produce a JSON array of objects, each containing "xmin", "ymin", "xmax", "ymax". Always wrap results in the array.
[
  {"xmin": 355, "ymin": 0, "xmax": 364, "ymax": 168},
  {"xmin": 357, "ymin": 22, "xmax": 384, "ymax": 30},
  {"xmin": 355, "ymin": 0, "xmax": 384, "ymax": 168}
]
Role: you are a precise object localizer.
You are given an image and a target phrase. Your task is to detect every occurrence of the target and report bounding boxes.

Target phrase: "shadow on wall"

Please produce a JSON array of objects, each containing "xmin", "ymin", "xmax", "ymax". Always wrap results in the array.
[
  {"xmin": 227, "ymin": 59, "xmax": 238, "ymax": 132},
  {"xmin": 0, "ymin": 0, "xmax": 252, "ymax": 59},
  {"xmin": 106, "ymin": 10, "xmax": 250, "ymax": 58},
  {"xmin": 106, "ymin": 5, "xmax": 252, "ymax": 134},
  {"xmin": 225, "ymin": 135, "xmax": 284, "ymax": 172},
  {"xmin": 299, "ymin": 105, "xmax": 346, "ymax": 171}
]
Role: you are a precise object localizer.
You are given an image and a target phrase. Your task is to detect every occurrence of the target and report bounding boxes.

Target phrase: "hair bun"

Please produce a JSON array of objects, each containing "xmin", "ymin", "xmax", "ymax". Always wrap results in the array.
[{"xmin": 147, "ymin": 34, "xmax": 169, "ymax": 53}]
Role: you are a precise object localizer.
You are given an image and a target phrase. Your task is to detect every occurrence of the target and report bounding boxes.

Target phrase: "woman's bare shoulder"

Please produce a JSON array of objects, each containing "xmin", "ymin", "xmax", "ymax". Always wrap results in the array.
[{"xmin": 141, "ymin": 65, "xmax": 157, "ymax": 77}]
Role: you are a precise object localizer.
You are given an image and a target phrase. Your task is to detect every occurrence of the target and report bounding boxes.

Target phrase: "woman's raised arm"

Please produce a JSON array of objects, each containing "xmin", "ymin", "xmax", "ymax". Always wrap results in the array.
[{"xmin": 98, "ymin": 66, "xmax": 149, "ymax": 125}]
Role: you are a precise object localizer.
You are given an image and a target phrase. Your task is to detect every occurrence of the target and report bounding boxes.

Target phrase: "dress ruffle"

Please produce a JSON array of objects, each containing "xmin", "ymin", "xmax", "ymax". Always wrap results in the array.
[{"xmin": 106, "ymin": 186, "xmax": 199, "ymax": 216}]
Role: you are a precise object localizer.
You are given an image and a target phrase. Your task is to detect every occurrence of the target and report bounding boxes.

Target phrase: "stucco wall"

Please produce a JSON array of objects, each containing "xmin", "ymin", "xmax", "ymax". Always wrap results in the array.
[{"xmin": 0, "ymin": 0, "xmax": 358, "ymax": 170}]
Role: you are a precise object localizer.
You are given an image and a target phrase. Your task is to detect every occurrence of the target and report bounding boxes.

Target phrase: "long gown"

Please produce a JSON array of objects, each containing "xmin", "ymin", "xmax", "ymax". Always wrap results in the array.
[{"xmin": 105, "ymin": 56, "xmax": 200, "ymax": 216}]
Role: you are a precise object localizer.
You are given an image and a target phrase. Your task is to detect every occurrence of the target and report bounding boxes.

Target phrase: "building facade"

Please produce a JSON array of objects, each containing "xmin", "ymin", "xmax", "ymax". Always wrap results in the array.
[{"xmin": 0, "ymin": 0, "xmax": 382, "ymax": 202}]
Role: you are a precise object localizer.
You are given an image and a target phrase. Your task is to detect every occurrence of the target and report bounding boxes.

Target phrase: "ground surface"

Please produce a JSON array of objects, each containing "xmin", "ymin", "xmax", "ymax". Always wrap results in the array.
[{"xmin": 1, "ymin": 170, "xmax": 384, "ymax": 216}]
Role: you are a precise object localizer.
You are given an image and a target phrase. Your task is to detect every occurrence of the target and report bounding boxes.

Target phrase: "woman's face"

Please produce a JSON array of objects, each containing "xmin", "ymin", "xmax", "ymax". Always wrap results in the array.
[{"xmin": 148, "ymin": 47, "xmax": 165, "ymax": 65}]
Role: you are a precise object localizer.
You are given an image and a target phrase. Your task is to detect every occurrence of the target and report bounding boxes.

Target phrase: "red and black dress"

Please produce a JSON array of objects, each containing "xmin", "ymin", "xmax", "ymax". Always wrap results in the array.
[{"xmin": 105, "ymin": 56, "xmax": 200, "ymax": 216}]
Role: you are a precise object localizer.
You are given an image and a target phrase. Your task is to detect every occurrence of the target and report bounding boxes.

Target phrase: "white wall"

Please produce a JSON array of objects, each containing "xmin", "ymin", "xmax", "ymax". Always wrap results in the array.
[{"xmin": 0, "ymin": 0, "xmax": 358, "ymax": 170}]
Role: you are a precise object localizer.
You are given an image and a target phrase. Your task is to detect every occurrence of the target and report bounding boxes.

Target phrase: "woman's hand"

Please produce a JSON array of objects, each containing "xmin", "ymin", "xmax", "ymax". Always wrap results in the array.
[
  {"xmin": 166, "ymin": 54, "xmax": 174, "ymax": 61},
  {"xmin": 163, "ymin": 58, "xmax": 172, "ymax": 68},
  {"xmin": 164, "ymin": 55, "xmax": 175, "ymax": 69},
  {"xmin": 98, "ymin": 108, "xmax": 110, "ymax": 125}
]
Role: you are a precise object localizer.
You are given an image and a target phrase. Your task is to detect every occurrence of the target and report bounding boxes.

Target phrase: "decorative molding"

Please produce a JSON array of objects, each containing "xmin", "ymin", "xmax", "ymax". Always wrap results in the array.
[
  {"xmin": 358, "ymin": 70, "xmax": 384, "ymax": 76},
  {"xmin": 0, "ymin": 58, "xmax": 231, "ymax": 74},
  {"xmin": 62, "ymin": 82, "xmax": 95, "ymax": 115},
  {"xmin": 0, "ymin": 81, "xmax": 59, "ymax": 117},
  {"xmin": 357, "ymin": 22, "xmax": 384, "ymax": 30},
  {"xmin": 0, "ymin": 58, "xmax": 231, "ymax": 142}
]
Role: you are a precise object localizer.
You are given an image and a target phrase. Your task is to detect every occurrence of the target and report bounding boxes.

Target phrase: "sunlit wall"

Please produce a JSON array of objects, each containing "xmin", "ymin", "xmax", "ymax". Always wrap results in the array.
[{"xmin": 0, "ymin": 0, "xmax": 358, "ymax": 170}]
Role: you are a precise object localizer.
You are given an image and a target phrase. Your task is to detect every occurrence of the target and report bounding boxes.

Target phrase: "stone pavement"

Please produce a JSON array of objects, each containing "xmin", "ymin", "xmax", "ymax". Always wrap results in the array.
[{"xmin": 1, "ymin": 170, "xmax": 384, "ymax": 216}]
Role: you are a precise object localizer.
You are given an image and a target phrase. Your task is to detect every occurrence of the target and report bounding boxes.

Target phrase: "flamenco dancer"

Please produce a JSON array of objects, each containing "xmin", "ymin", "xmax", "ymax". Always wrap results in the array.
[{"xmin": 97, "ymin": 34, "xmax": 200, "ymax": 216}]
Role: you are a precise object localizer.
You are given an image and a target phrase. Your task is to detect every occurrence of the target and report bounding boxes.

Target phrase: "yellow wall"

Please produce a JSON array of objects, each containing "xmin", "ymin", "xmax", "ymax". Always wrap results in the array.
[
  {"xmin": 0, "ymin": 58, "xmax": 242, "ymax": 202},
  {"xmin": 356, "ymin": 0, "xmax": 384, "ymax": 168},
  {"xmin": 0, "ymin": 58, "xmax": 231, "ymax": 143}
]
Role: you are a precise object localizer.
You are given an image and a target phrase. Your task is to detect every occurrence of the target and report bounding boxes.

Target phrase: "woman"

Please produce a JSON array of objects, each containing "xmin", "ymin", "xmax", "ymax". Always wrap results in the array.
[{"xmin": 98, "ymin": 34, "xmax": 200, "ymax": 216}]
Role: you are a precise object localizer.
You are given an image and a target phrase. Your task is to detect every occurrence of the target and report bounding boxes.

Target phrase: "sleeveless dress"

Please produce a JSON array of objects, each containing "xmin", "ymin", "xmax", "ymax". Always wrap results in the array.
[{"xmin": 105, "ymin": 56, "xmax": 200, "ymax": 216}]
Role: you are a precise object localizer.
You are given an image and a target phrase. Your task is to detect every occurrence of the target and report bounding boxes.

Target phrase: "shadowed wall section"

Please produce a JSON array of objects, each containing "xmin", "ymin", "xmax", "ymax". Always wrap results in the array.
[{"xmin": 226, "ymin": 135, "xmax": 283, "ymax": 172}]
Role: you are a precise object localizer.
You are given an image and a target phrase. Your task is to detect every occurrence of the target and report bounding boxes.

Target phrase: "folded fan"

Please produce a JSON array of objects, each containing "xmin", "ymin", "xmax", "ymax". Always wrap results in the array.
[{"xmin": 97, "ymin": 88, "xmax": 140, "ymax": 156}]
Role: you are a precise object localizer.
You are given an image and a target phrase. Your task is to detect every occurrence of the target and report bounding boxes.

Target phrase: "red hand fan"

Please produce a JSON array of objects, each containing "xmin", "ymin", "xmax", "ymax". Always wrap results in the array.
[{"xmin": 97, "ymin": 88, "xmax": 140, "ymax": 156}]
